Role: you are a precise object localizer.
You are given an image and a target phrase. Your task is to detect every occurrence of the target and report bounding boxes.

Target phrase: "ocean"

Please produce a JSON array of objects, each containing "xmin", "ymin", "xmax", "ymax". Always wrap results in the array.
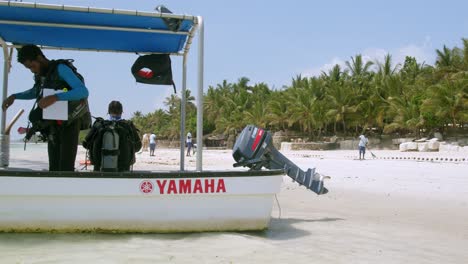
[{"xmin": 8, "ymin": 142, "xmax": 50, "ymax": 170}]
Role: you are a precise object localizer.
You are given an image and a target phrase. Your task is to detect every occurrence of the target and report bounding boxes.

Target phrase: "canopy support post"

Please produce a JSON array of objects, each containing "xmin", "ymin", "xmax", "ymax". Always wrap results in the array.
[
  {"xmin": 0, "ymin": 38, "xmax": 12, "ymax": 167},
  {"xmin": 196, "ymin": 16, "xmax": 204, "ymax": 172},
  {"xmin": 179, "ymin": 54, "xmax": 187, "ymax": 171}
]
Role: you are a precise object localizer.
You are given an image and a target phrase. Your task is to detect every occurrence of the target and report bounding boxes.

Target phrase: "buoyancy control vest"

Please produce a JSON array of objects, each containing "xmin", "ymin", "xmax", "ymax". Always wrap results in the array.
[
  {"xmin": 42, "ymin": 59, "xmax": 91, "ymax": 126},
  {"xmin": 27, "ymin": 59, "xmax": 91, "ymax": 140},
  {"xmin": 83, "ymin": 118, "xmax": 142, "ymax": 172}
]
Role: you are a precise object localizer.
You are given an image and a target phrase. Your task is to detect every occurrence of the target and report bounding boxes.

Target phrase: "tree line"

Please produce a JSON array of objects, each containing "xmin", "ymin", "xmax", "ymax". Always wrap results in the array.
[{"xmin": 131, "ymin": 39, "xmax": 468, "ymax": 141}]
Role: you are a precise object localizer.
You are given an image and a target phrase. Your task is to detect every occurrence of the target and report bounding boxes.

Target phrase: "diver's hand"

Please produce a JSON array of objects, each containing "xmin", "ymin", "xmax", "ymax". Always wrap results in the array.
[
  {"xmin": 38, "ymin": 95, "xmax": 58, "ymax": 109},
  {"xmin": 2, "ymin": 95, "xmax": 15, "ymax": 111}
]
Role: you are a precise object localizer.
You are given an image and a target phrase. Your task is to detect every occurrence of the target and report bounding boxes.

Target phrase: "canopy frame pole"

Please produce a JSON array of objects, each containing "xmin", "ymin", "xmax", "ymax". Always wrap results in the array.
[
  {"xmin": 178, "ymin": 17, "xmax": 201, "ymax": 171},
  {"xmin": 0, "ymin": 1, "xmax": 196, "ymax": 21},
  {"xmin": 0, "ymin": 37, "xmax": 11, "ymax": 167},
  {"xmin": 180, "ymin": 54, "xmax": 187, "ymax": 171},
  {"xmin": 0, "ymin": 44, "xmax": 185, "ymax": 55},
  {"xmin": 196, "ymin": 16, "xmax": 204, "ymax": 171},
  {"xmin": 0, "ymin": 37, "xmax": 10, "ymax": 134},
  {"xmin": 0, "ymin": 19, "xmax": 189, "ymax": 35}
]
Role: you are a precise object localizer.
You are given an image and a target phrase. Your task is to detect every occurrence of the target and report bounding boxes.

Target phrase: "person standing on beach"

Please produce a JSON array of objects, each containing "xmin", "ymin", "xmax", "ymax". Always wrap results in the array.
[
  {"xmin": 83, "ymin": 101, "xmax": 141, "ymax": 171},
  {"xmin": 358, "ymin": 134, "xmax": 369, "ymax": 160},
  {"xmin": 142, "ymin": 133, "xmax": 150, "ymax": 152},
  {"xmin": 2, "ymin": 45, "xmax": 90, "ymax": 171},
  {"xmin": 186, "ymin": 131, "xmax": 192, "ymax": 157},
  {"xmin": 149, "ymin": 132, "xmax": 157, "ymax": 156}
]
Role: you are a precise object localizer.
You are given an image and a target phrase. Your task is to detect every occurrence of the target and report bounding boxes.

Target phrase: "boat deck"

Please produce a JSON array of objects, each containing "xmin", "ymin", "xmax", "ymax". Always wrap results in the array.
[{"xmin": 0, "ymin": 168, "xmax": 284, "ymax": 178}]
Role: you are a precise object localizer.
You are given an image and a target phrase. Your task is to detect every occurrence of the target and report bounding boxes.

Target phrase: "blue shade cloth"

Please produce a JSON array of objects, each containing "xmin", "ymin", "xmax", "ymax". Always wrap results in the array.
[{"xmin": 0, "ymin": 4, "xmax": 195, "ymax": 53}]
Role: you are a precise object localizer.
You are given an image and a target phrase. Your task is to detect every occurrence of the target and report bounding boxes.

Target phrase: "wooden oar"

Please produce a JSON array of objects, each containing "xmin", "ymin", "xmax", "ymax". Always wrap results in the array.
[{"xmin": 5, "ymin": 109, "xmax": 24, "ymax": 135}]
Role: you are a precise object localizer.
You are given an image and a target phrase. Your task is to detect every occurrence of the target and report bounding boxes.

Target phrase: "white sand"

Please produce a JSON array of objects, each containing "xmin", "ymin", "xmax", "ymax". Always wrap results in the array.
[{"xmin": 1, "ymin": 145, "xmax": 467, "ymax": 263}]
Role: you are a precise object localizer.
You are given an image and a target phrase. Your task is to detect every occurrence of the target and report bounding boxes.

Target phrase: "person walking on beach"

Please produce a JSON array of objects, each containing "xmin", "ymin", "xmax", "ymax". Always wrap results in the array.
[
  {"xmin": 358, "ymin": 134, "xmax": 369, "ymax": 160},
  {"xmin": 142, "ymin": 133, "xmax": 150, "ymax": 152},
  {"xmin": 149, "ymin": 132, "xmax": 157, "ymax": 156},
  {"xmin": 186, "ymin": 131, "xmax": 193, "ymax": 157},
  {"xmin": 2, "ymin": 44, "xmax": 90, "ymax": 171}
]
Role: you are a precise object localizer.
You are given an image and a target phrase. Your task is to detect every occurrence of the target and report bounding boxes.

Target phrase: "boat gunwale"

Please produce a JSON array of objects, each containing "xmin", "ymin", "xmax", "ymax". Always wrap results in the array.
[{"xmin": 0, "ymin": 169, "xmax": 285, "ymax": 179}]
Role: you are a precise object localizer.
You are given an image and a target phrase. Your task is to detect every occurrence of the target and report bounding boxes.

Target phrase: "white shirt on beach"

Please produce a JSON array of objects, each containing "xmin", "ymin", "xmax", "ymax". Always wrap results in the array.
[
  {"xmin": 359, "ymin": 135, "xmax": 368, "ymax": 147},
  {"xmin": 150, "ymin": 134, "xmax": 156, "ymax": 144},
  {"xmin": 186, "ymin": 132, "xmax": 192, "ymax": 143}
]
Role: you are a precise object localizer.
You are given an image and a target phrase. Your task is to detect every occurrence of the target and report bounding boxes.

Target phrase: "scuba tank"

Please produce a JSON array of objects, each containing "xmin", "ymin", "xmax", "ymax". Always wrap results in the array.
[{"xmin": 101, "ymin": 123, "xmax": 119, "ymax": 172}]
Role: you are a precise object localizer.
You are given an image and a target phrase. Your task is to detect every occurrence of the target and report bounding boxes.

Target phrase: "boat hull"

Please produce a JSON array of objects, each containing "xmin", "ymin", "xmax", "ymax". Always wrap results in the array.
[{"xmin": 0, "ymin": 170, "xmax": 284, "ymax": 233}]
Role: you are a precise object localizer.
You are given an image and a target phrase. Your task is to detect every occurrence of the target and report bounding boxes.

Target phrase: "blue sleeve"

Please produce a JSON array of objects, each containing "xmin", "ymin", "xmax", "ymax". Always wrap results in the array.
[
  {"xmin": 55, "ymin": 64, "xmax": 89, "ymax": 101},
  {"xmin": 13, "ymin": 86, "xmax": 37, "ymax": 100}
]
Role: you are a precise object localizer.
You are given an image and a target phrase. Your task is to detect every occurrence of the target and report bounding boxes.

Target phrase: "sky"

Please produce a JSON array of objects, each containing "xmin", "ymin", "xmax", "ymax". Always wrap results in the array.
[{"xmin": 1, "ymin": 0, "xmax": 468, "ymax": 139}]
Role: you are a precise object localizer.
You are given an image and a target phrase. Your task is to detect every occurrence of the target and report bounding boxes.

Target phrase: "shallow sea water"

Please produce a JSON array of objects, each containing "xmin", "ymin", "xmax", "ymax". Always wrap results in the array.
[{"xmin": 0, "ymin": 221, "xmax": 313, "ymax": 264}]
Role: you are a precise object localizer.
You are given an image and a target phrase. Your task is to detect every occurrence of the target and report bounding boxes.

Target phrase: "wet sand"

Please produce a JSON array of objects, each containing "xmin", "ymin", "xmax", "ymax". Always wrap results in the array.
[{"xmin": 1, "ymin": 145, "xmax": 467, "ymax": 263}]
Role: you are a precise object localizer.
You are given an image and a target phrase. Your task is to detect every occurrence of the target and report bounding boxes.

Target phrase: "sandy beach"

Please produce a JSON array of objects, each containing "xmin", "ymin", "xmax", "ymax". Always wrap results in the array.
[{"xmin": 1, "ymin": 144, "xmax": 467, "ymax": 263}]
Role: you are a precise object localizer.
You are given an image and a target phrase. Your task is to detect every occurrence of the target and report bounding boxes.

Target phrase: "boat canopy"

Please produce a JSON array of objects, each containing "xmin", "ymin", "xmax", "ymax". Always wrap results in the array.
[
  {"xmin": 0, "ymin": 1, "xmax": 204, "ymax": 171},
  {"xmin": 0, "ymin": 1, "xmax": 197, "ymax": 54}
]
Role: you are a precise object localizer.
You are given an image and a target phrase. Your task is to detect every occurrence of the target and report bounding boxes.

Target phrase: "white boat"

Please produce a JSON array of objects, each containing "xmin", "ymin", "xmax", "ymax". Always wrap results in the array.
[
  {"xmin": 0, "ymin": 1, "xmax": 325, "ymax": 233},
  {"xmin": 0, "ymin": 169, "xmax": 283, "ymax": 232}
]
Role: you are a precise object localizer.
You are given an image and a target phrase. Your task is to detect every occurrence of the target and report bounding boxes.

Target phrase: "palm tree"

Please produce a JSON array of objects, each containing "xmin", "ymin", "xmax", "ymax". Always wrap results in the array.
[
  {"xmin": 243, "ymin": 100, "xmax": 269, "ymax": 128},
  {"xmin": 345, "ymin": 54, "xmax": 374, "ymax": 78},
  {"xmin": 266, "ymin": 91, "xmax": 290, "ymax": 130},
  {"xmin": 242, "ymin": 83, "xmax": 271, "ymax": 128},
  {"xmin": 130, "ymin": 110, "xmax": 144, "ymax": 132},
  {"xmin": 421, "ymin": 76, "xmax": 468, "ymax": 128},
  {"xmin": 400, "ymin": 56, "xmax": 431, "ymax": 83},
  {"xmin": 371, "ymin": 54, "xmax": 402, "ymax": 131},
  {"xmin": 184, "ymin": 89, "xmax": 196, "ymax": 106},
  {"xmin": 286, "ymin": 87, "xmax": 316, "ymax": 136},
  {"xmin": 164, "ymin": 94, "xmax": 179, "ymax": 115},
  {"xmin": 384, "ymin": 95, "xmax": 424, "ymax": 136},
  {"xmin": 435, "ymin": 45, "xmax": 463, "ymax": 76},
  {"xmin": 377, "ymin": 54, "xmax": 399, "ymax": 77},
  {"xmin": 355, "ymin": 93, "xmax": 381, "ymax": 134},
  {"xmin": 320, "ymin": 64, "xmax": 349, "ymax": 134},
  {"xmin": 204, "ymin": 85, "xmax": 222, "ymax": 134},
  {"xmin": 321, "ymin": 64, "xmax": 346, "ymax": 83},
  {"xmin": 132, "ymin": 111, "xmax": 142, "ymax": 118},
  {"xmin": 435, "ymin": 45, "xmax": 454, "ymax": 68},
  {"xmin": 344, "ymin": 55, "xmax": 375, "ymax": 133},
  {"xmin": 285, "ymin": 76, "xmax": 328, "ymax": 138},
  {"xmin": 463, "ymin": 38, "xmax": 468, "ymax": 69},
  {"xmin": 213, "ymin": 79, "xmax": 252, "ymax": 135}
]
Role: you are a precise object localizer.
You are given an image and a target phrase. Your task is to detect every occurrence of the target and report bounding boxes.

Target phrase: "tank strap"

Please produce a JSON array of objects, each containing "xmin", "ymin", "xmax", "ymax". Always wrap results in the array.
[{"xmin": 102, "ymin": 149, "xmax": 120, "ymax": 155}]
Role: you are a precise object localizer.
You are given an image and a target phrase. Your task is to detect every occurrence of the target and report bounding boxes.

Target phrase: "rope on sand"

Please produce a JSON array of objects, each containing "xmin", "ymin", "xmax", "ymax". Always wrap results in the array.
[
  {"xmin": 290, "ymin": 153, "xmax": 324, "ymax": 159},
  {"xmin": 344, "ymin": 154, "xmax": 467, "ymax": 163}
]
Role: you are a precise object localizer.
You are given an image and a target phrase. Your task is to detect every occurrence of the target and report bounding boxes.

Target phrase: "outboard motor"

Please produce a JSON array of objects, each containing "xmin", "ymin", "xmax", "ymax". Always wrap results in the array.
[
  {"xmin": 233, "ymin": 125, "xmax": 328, "ymax": 195},
  {"xmin": 101, "ymin": 124, "xmax": 119, "ymax": 172}
]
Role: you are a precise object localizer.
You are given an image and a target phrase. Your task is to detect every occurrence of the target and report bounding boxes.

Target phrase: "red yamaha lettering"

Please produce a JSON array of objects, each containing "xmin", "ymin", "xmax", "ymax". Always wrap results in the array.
[
  {"xmin": 151, "ymin": 178, "xmax": 227, "ymax": 194},
  {"xmin": 179, "ymin": 179, "xmax": 192, "ymax": 193},
  {"xmin": 156, "ymin": 180, "xmax": 167, "ymax": 194},
  {"xmin": 193, "ymin": 179, "xmax": 203, "ymax": 193},
  {"xmin": 167, "ymin": 180, "xmax": 178, "ymax": 194},
  {"xmin": 216, "ymin": 179, "xmax": 226, "ymax": 193},
  {"xmin": 205, "ymin": 179, "xmax": 215, "ymax": 193}
]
